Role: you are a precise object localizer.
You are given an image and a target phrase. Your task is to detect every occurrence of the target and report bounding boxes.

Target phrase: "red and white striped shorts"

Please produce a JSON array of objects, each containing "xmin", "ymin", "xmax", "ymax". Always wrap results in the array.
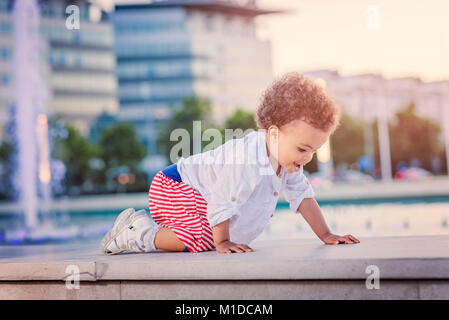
[{"xmin": 148, "ymin": 171, "xmax": 215, "ymax": 253}]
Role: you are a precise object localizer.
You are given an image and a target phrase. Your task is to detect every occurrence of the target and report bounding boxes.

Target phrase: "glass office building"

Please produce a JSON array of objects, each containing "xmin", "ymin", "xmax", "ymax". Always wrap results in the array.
[
  {"xmin": 0, "ymin": 0, "xmax": 118, "ymax": 138},
  {"xmin": 0, "ymin": 3, "xmax": 13, "ymax": 139},
  {"xmin": 112, "ymin": 0, "xmax": 279, "ymax": 157}
]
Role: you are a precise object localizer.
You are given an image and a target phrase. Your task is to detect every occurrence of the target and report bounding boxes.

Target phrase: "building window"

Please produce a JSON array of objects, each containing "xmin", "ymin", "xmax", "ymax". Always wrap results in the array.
[
  {"xmin": 0, "ymin": 21, "xmax": 12, "ymax": 34},
  {"xmin": 0, "ymin": 1, "xmax": 8, "ymax": 12},
  {"xmin": 73, "ymin": 32, "xmax": 82, "ymax": 43},
  {"xmin": 0, "ymin": 47, "xmax": 11, "ymax": 61},
  {"xmin": 1, "ymin": 74, "xmax": 9, "ymax": 86},
  {"xmin": 58, "ymin": 55, "xmax": 66, "ymax": 66},
  {"xmin": 74, "ymin": 55, "xmax": 82, "ymax": 67}
]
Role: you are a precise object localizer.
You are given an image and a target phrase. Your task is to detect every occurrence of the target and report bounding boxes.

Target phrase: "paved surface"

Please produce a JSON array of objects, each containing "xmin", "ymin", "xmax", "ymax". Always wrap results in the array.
[
  {"xmin": 1, "ymin": 235, "xmax": 449, "ymax": 281},
  {"xmin": 1, "ymin": 235, "xmax": 449, "ymax": 299}
]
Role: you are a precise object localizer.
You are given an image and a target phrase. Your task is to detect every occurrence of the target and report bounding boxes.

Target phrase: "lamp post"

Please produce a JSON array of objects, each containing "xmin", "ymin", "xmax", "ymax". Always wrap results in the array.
[
  {"xmin": 317, "ymin": 139, "xmax": 333, "ymax": 181},
  {"xmin": 442, "ymin": 85, "xmax": 449, "ymax": 178},
  {"xmin": 361, "ymin": 88, "xmax": 375, "ymax": 176},
  {"xmin": 376, "ymin": 84, "xmax": 393, "ymax": 181},
  {"xmin": 315, "ymin": 78, "xmax": 334, "ymax": 181}
]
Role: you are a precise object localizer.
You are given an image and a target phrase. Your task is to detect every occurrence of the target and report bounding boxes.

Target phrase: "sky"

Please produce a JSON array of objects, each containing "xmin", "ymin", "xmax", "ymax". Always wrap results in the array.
[
  {"xmin": 257, "ymin": 0, "xmax": 449, "ymax": 81},
  {"xmin": 98, "ymin": 0, "xmax": 449, "ymax": 82}
]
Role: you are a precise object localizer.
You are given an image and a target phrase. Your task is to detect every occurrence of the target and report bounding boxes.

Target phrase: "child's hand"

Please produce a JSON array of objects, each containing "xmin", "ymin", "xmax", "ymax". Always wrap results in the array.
[
  {"xmin": 216, "ymin": 240, "xmax": 254, "ymax": 254},
  {"xmin": 322, "ymin": 233, "xmax": 360, "ymax": 245}
]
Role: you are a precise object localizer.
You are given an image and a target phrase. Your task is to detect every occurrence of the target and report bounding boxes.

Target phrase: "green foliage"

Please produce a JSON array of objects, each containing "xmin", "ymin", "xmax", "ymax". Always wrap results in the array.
[
  {"xmin": 303, "ymin": 154, "xmax": 318, "ymax": 174},
  {"xmin": 330, "ymin": 112, "xmax": 365, "ymax": 167},
  {"xmin": 49, "ymin": 116, "xmax": 148, "ymax": 195},
  {"xmin": 89, "ymin": 111, "xmax": 117, "ymax": 143},
  {"xmin": 224, "ymin": 109, "xmax": 257, "ymax": 131},
  {"xmin": 326, "ymin": 106, "xmax": 444, "ymax": 175},
  {"xmin": 98, "ymin": 123, "xmax": 147, "ymax": 192},
  {"xmin": 0, "ymin": 140, "xmax": 13, "ymax": 163},
  {"xmin": 370, "ymin": 103, "xmax": 445, "ymax": 175},
  {"xmin": 0, "ymin": 140, "xmax": 14, "ymax": 199},
  {"xmin": 52, "ymin": 123, "xmax": 99, "ymax": 191},
  {"xmin": 157, "ymin": 96, "xmax": 217, "ymax": 161},
  {"xmin": 157, "ymin": 98, "xmax": 262, "ymax": 164},
  {"xmin": 221, "ymin": 109, "xmax": 258, "ymax": 143},
  {"xmin": 99, "ymin": 123, "xmax": 146, "ymax": 172},
  {"xmin": 388, "ymin": 103, "xmax": 443, "ymax": 172}
]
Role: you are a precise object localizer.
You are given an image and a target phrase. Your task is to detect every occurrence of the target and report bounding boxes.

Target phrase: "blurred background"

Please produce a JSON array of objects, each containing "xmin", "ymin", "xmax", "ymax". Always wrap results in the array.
[{"xmin": 0, "ymin": 0, "xmax": 448, "ymax": 245}]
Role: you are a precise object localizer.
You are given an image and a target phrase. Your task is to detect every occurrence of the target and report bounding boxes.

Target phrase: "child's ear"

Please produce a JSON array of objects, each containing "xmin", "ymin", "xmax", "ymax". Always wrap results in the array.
[{"xmin": 269, "ymin": 126, "xmax": 279, "ymax": 140}]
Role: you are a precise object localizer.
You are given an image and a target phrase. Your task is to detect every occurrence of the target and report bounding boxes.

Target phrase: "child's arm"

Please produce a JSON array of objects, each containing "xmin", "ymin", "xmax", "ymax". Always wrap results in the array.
[
  {"xmin": 298, "ymin": 198, "xmax": 360, "ymax": 244},
  {"xmin": 212, "ymin": 219, "xmax": 253, "ymax": 253}
]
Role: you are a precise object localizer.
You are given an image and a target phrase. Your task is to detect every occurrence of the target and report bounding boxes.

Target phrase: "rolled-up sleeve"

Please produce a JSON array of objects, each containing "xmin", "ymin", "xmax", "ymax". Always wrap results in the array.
[{"xmin": 283, "ymin": 167, "xmax": 315, "ymax": 214}]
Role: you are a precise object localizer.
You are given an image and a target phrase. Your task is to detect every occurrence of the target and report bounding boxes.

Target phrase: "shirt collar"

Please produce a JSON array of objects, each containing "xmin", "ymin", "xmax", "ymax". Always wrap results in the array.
[{"xmin": 254, "ymin": 130, "xmax": 283, "ymax": 180}]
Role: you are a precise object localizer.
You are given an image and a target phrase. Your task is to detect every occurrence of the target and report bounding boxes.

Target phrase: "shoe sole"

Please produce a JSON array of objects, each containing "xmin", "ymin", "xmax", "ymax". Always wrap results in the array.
[{"xmin": 100, "ymin": 208, "xmax": 148, "ymax": 255}]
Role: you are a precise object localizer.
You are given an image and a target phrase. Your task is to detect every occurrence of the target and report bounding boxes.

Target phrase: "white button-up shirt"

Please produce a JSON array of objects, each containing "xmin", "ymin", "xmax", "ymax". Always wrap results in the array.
[{"xmin": 177, "ymin": 130, "xmax": 315, "ymax": 245}]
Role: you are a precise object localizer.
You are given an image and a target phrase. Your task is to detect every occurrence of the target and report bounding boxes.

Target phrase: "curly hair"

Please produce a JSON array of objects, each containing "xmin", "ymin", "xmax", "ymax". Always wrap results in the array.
[{"xmin": 256, "ymin": 72, "xmax": 341, "ymax": 133}]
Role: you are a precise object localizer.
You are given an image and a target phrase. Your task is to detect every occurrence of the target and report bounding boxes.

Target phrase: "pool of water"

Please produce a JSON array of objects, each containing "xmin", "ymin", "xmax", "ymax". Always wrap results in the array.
[
  {"xmin": 1, "ymin": 200, "xmax": 448, "ymax": 244},
  {"xmin": 258, "ymin": 201, "xmax": 449, "ymax": 242}
]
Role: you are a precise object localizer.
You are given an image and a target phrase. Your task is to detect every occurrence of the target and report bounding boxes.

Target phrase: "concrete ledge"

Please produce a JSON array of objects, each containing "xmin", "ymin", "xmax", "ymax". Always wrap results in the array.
[
  {"xmin": 0, "ymin": 281, "xmax": 121, "ymax": 300},
  {"xmin": 1, "ymin": 280, "xmax": 449, "ymax": 300},
  {"xmin": 1, "ymin": 235, "xmax": 449, "ymax": 299}
]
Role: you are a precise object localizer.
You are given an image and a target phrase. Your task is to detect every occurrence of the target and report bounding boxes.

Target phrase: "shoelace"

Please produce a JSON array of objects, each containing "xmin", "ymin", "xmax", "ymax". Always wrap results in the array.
[
  {"xmin": 114, "ymin": 226, "xmax": 143, "ymax": 252},
  {"xmin": 127, "ymin": 239, "xmax": 144, "ymax": 252},
  {"xmin": 139, "ymin": 226, "xmax": 154, "ymax": 251},
  {"xmin": 124, "ymin": 224, "xmax": 153, "ymax": 252}
]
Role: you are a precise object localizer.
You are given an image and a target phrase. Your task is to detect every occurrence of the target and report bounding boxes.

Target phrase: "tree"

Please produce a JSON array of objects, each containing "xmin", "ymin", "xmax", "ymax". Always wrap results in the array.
[
  {"xmin": 89, "ymin": 111, "xmax": 117, "ymax": 143},
  {"xmin": 303, "ymin": 154, "xmax": 318, "ymax": 174},
  {"xmin": 330, "ymin": 112, "xmax": 365, "ymax": 167},
  {"xmin": 221, "ymin": 108, "xmax": 258, "ymax": 143},
  {"xmin": 99, "ymin": 123, "xmax": 147, "ymax": 192},
  {"xmin": 224, "ymin": 109, "xmax": 257, "ymax": 131},
  {"xmin": 100, "ymin": 123, "xmax": 146, "ymax": 171},
  {"xmin": 388, "ymin": 103, "xmax": 443, "ymax": 173},
  {"xmin": 50, "ymin": 116, "xmax": 149, "ymax": 195},
  {"xmin": 157, "ymin": 96, "xmax": 217, "ymax": 162},
  {"xmin": 52, "ymin": 122, "xmax": 99, "ymax": 194},
  {"xmin": 0, "ymin": 140, "xmax": 14, "ymax": 199}
]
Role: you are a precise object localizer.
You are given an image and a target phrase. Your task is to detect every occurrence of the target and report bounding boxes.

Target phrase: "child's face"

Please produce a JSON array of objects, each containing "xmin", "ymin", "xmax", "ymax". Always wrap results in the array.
[{"xmin": 267, "ymin": 119, "xmax": 332, "ymax": 174}]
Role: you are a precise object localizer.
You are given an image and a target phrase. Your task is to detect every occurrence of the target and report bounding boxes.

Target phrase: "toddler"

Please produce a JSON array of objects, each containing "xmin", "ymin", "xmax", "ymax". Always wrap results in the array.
[{"xmin": 100, "ymin": 72, "xmax": 360, "ymax": 255}]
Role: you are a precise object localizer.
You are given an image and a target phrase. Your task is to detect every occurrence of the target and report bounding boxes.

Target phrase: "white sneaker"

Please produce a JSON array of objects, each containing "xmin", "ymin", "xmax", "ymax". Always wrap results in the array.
[{"xmin": 100, "ymin": 208, "xmax": 161, "ymax": 255}]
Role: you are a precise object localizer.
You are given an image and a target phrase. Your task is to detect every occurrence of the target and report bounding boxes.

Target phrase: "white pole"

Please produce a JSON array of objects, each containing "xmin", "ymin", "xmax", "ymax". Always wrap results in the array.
[
  {"xmin": 377, "ymin": 85, "xmax": 392, "ymax": 181},
  {"xmin": 442, "ymin": 85, "xmax": 449, "ymax": 178},
  {"xmin": 315, "ymin": 78, "xmax": 334, "ymax": 180},
  {"xmin": 317, "ymin": 139, "xmax": 333, "ymax": 180}
]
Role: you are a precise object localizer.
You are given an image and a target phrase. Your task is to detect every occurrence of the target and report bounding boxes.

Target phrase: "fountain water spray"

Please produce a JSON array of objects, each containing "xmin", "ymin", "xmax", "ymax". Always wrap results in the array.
[{"xmin": 13, "ymin": 0, "xmax": 52, "ymax": 232}]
